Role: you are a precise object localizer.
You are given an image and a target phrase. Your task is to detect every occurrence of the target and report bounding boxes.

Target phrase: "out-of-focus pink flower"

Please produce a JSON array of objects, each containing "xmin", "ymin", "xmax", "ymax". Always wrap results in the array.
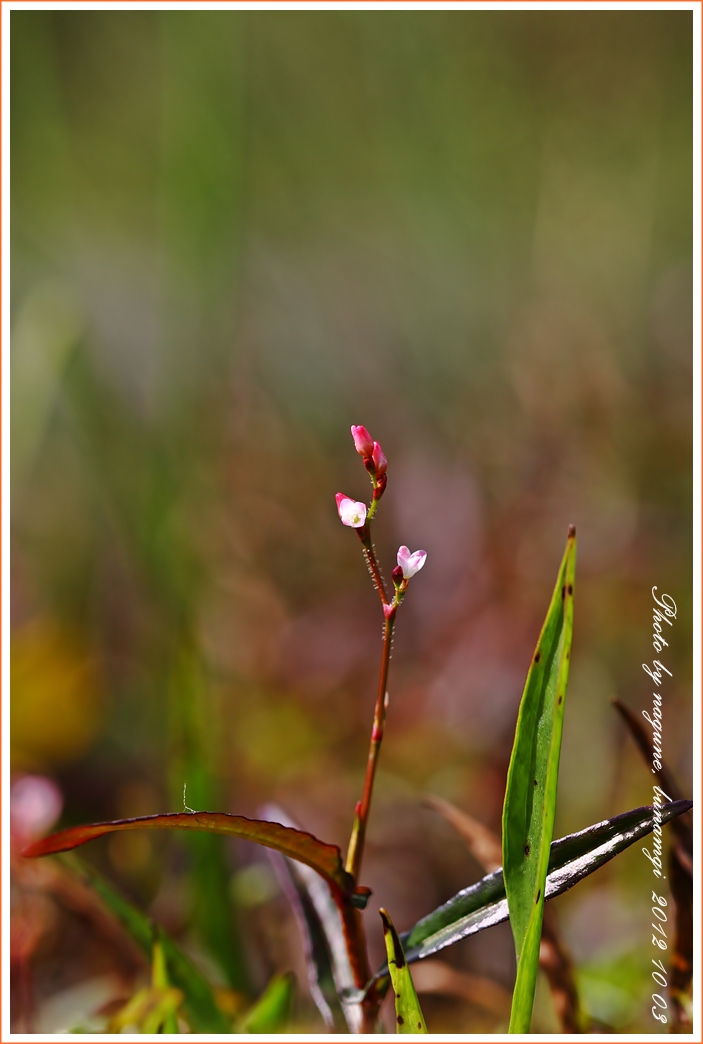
[
  {"xmin": 397, "ymin": 546, "xmax": 427, "ymax": 579},
  {"xmin": 351, "ymin": 425, "xmax": 374, "ymax": 458},
  {"xmin": 336, "ymin": 493, "xmax": 367, "ymax": 528},
  {"xmin": 372, "ymin": 442, "xmax": 387, "ymax": 478},
  {"xmin": 11, "ymin": 775, "xmax": 63, "ymax": 845}
]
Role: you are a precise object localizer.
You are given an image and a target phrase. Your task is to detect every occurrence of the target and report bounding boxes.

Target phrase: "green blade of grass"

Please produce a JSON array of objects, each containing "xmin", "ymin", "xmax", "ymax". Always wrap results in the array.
[
  {"xmin": 502, "ymin": 526, "xmax": 576, "ymax": 1032},
  {"xmin": 152, "ymin": 930, "xmax": 180, "ymax": 1033},
  {"xmin": 60, "ymin": 854, "xmax": 231, "ymax": 1032},
  {"xmin": 237, "ymin": 972, "xmax": 296, "ymax": 1033},
  {"xmin": 24, "ymin": 811, "xmax": 355, "ymax": 895},
  {"xmin": 168, "ymin": 648, "xmax": 252, "ymax": 995},
  {"xmin": 110, "ymin": 985, "xmax": 184, "ymax": 1034},
  {"xmin": 365, "ymin": 800, "xmax": 691, "ymax": 988},
  {"xmin": 380, "ymin": 909, "xmax": 427, "ymax": 1034}
]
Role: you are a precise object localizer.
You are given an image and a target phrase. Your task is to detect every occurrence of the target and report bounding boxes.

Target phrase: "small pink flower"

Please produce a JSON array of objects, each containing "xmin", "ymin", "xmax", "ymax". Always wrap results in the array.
[
  {"xmin": 336, "ymin": 493, "xmax": 367, "ymax": 528},
  {"xmin": 11, "ymin": 775, "xmax": 63, "ymax": 845},
  {"xmin": 372, "ymin": 441, "xmax": 387, "ymax": 478},
  {"xmin": 351, "ymin": 425, "xmax": 374, "ymax": 458},
  {"xmin": 397, "ymin": 545, "xmax": 427, "ymax": 579}
]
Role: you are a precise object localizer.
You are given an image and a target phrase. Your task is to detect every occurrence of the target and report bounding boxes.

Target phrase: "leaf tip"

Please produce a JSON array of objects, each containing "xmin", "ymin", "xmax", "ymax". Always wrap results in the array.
[{"xmin": 379, "ymin": 908, "xmax": 406, "ymax": 968}]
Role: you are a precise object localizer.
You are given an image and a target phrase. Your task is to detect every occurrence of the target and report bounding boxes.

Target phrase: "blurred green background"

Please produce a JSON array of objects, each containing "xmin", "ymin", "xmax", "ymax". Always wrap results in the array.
[{"xmin": 11, "ymin": 8, "xmax": 692, "ymax": 1033}]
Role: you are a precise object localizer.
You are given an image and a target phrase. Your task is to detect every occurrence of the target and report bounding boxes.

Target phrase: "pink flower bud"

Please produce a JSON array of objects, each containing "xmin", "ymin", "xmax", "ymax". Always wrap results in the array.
[
  {"xmin": 336, "ymin": 494, "xmax": 367, "ymax": 528},
  {"xmin": 392, "ymin": 565, "xmax": 404, "ymax": 586},
  {"xmin": 351, "ymin": 425, "xmax": 374, "ymax": 458},
  {"xmin": 373, "ymin": 473, "xmax": 387, "ymax": 499},
  {"xmin": 397, "ymin": 545, "xmax": 427, "ymax": 579},
  {"xmin": 372, "ymin": 441, "xmax": 387, "ymax": 478}
]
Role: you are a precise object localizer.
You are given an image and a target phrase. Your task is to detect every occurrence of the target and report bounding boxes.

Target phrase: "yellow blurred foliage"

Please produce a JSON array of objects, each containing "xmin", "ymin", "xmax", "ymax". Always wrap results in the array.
[
  {"xmin": 232, "ymin": 694, "xmax": 324, "ymax": 783},
  {"xmin": 11, "ymin": 619, "xmax": 104, "ymax": 770},
  {"xmin": 107, "ymin": 832, "xmax": 153, "ymax": 876}
]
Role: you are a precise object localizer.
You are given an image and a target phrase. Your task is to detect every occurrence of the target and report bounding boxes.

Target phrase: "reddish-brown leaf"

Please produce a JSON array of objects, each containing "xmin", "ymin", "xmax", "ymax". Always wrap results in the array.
[{"xmin": 23, "ymin": 812, "xmax": 354, "ymax": 895}]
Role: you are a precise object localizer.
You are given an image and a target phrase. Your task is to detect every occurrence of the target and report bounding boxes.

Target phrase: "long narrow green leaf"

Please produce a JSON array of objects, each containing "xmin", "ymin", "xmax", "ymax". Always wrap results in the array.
[
  {"xmin": 60, "ymin": 855, "xmax": 230, "ymax": 1032},
  {"xmin": 24, "ymin": 811, "xmax": 354, "ymax": 895},
  {"xmin": 269, "ymin": 851, "xmax": 350, "ymax": 1032},
  {"xmin": 502, "ymin": 526, "xmax": 576, "ymax": 1032},
  {"xmin": 365, "ymin": 801, "xmax": 691, "ymax": 988},
  {"xmin": 380, "ymin": 909, "xmax": 427, "ymax": 1034},
  {"xmin": 237, "ymin": 972, "xmax": 295, "ymax": 1033},
  {"xmin": 264, "ymin": 803, "xmax": 353, "ymax": 1033}
]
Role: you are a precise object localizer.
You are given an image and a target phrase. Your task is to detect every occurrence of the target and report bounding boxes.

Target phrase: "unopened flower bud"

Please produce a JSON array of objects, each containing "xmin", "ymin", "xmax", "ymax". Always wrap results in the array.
[
  {"xmin": 372, "ymin": 442, "xmax": 387, "ymax": 478},
  {"xmin": 397, "ymin": 545, "xmax": 427, "ymax": 579},
  {"xmin": 351, "ymin": 425, "xmax": 374, "ymax": 458},
  {"xmin": 336, "ymin": 493, "xmax": 367, "ymax": 528},
  {"xmin": 373, "ymin": 473, "xmax": 387, "ymax": 499},
  {"xmin": 392, "ymin": 565, "xmax": 404, "ymax": 587}
]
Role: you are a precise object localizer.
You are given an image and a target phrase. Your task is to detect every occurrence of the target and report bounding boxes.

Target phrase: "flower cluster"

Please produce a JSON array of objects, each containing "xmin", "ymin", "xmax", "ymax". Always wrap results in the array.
[{"xmin": 335, "ymin": 425, "xmax": 426, "ymax": 612}]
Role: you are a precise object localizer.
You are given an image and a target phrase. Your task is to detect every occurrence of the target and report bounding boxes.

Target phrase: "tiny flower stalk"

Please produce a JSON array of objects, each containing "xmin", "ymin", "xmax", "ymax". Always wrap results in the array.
[{"xmin": 336, "ymin": 428, "xmax": 426, "ymax": 890}]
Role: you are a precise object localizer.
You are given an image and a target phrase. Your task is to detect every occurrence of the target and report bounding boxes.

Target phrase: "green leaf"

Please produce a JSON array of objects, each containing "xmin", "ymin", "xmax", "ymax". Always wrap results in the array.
[
  {"xmin": 24, "ymin": 811, "xmax": 354, "ymax": 895},
  {"xmin": 110, "ymin": 985, "xmax": 184, "ymax": 1034},
  {"xmin": 152, "ymin": 931, "xmax": 180, "ymax": 1033},
  {"xmin": 367, "ymin": 801, "xmax": 692, "ymax": 986},
  {"xmin": 502, "ymin": 526, "xmax": 576, "ymax": 1032},
  {"xmin": 237, "ymin": 972, "xmax": 295, "ymax": 1033},
  {"xmin": 264, "ymin": 803, "xmax": 354, "ymax": 1033},
  {"xmin": 59, "ymin": 854, "xmax": 231, "ymax": 1032},
  {"xmin": 269, "ymin": 852, "xmax": 350, "ymax": 1032},
  {"xmin": 380, "ymin": 909, "xmax": 427, "ymax": 1034}
]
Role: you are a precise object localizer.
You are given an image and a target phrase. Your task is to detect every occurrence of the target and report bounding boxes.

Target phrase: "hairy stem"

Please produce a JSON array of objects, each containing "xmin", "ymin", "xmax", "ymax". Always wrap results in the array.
[
  {"xmin": 357, "ymin": 528, "xmax": 388, "ymax": 607},
  {"xmin": 346, "ymin": 613, "xmax": 395, "ymax": 882}
]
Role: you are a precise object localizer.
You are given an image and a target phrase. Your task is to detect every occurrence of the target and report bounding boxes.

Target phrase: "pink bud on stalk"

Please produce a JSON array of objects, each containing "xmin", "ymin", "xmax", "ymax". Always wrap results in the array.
[
  {"xmin": 336, "ymin": 493, "xmax": 368, "ymax": 528},
  {"xmin": 372, "ymin": 442, "xmax": 387, "ymax": 478},
  {"xmin": 351, "ymin": 425, "xmax": 374, "ymax": 459},
  {"xmin": 397, "ymin": 546, "xmax": 427, "ymax": 579}
]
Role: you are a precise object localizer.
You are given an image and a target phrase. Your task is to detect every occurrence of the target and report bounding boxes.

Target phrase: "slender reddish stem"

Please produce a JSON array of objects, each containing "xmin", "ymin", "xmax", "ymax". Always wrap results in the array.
[
  {"xmin": 356, "ymin": 529, "xmax": 388, "ymax": 608},
  {"xmin": 335, "ymin": 891, "xmax": 380, "ymax": 1030},
  {"xmin": 345, "ymin": 612, "xmax": 395, "ymax": 882}
]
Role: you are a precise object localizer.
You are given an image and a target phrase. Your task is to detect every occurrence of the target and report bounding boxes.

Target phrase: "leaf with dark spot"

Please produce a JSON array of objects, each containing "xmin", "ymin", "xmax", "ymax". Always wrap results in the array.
[
  {"xmin": 366, "ymin": 801, "xmax": 692, "ymax": 988},
  {"xmin": 425, "ymin": 796, "xmax": 582, "ymax": 1032},
  {"xmin": 503, "ymin": 528, "xmax": 576, "ymax": 1032},
  {"xmin": 380, "ymin": 908, "xmax": 427, "ymax": 1034}
]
